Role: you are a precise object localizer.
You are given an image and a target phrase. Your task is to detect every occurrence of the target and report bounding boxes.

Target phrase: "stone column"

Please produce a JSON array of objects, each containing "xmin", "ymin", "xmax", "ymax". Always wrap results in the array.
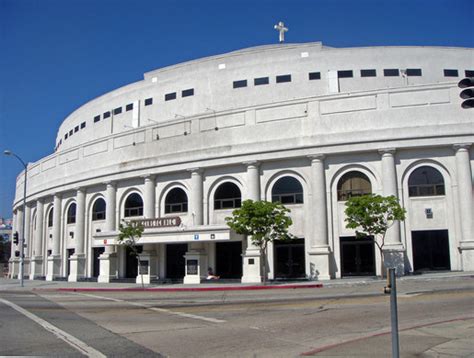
[
  {"xmin": 16, "ymin": 207, "xmax": 24, "ymax": 280},
  {"xmin": 98, "ymin": 182, "xmax": 118, "ymax": 283},
  {"xmin": 69, "ymin": 188, "xmax": 86, "ymax": 282},
  {"xmin": 308, "ymin": 155, "xmax": 331, "ymax": 280},
  {"xmin": 379, "ymin": 149, "xmax": 404, "ymax": 275},
  {"xmin": 30, "ymin": 199, "xmax": 44, "ymax": 279},
  {"xmin": 454, "ymin": 144, "xmax": 474, "ymax": 271},
  {"xmin": 241, "ymin": 161, "xmax": 263, "ymax": 283},
  {"xmin": 189, "ymin": 169, "xmax": 203, "ymax": 226},
  {"xmin": 138, "ymin": 176, "xmax": 157, "ymax": 284},
  {"xmin": 23, "ymin": 204, "xmax": 31, "ymax": 278},
  {"xmin": 46, "ymin": 194, "xmax": 62, "ymax": 281}
]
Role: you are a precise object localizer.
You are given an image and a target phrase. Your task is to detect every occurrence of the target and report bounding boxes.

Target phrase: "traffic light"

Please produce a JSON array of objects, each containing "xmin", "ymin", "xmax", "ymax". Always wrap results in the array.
[
  {"xmin": 458, "ymin": 77, "xmax": 474, "ymax": 109},
  {"xmin": 13, "ymin": 231, "xmax": 19, "ymax": 245}
]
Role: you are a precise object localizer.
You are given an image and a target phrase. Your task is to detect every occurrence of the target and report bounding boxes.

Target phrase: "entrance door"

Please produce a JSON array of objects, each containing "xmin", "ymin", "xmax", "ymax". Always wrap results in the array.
[
  {"xmin": 274, "ymin": 238, "xmax": 305, "ymax": 278},
  {"xmin": 412, "ymin": 230, "xmax": 450, "ymax": 271},
  {"xmin": 216, "ymin": 242, "xmax": 242, "ymax": 279},
  {"xmin": 92, "ymin": 247, "xmax": 105, "ymax": 278},
  {"xmin": 166, "ymin": 243, "xmax": 187, "ymax": 279},
  {"xmin": 340, "ymin": 237, "xmax": 375, "ymax": 276},
  {"xmin": 125, "ymin": 246, "xmax": 142, "ymax": 278}
]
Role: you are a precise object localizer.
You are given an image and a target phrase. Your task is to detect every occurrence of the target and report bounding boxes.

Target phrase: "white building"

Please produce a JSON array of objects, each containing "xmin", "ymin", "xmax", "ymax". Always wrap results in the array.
[{"xmin": 8, "ymin": 42, "xmax": 474, "ymax": 283}]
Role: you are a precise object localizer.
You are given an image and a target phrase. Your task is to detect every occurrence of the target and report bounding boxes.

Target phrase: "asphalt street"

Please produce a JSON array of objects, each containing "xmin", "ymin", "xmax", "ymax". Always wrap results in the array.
[{"xmin": 0, "ymin": 275, "xmax": 473, "ymax": 357}]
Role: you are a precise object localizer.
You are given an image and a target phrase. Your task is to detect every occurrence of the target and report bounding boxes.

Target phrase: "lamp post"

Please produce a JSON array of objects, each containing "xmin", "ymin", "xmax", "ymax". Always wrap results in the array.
[{"xmin": 4, "ymin": 150, "xmax": 27, "ymax": 287}]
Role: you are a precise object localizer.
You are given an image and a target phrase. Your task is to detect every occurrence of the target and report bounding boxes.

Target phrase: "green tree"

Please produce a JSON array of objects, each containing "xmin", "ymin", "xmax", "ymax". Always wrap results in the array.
[
  {"xmin": 226, "ymin": 200, "xmax": 294, "ymax": 284},
  {"xmin": 117, "ymin": 221, "xmax": 145, "ymax": 287},
  {"xmin": 344, "ymin": 194, "xmax": 406, "ymax": 277}
]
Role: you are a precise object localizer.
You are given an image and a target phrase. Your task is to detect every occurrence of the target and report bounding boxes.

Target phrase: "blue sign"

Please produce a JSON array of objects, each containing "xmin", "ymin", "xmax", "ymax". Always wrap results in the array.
[{"xmin": 194, "ymin": 234, "xmax": 199, "ymax": 240}]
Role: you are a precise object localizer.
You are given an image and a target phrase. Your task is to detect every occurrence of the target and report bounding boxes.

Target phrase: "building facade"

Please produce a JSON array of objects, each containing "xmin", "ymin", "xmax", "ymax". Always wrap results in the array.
[{"xmin": 8, "ymin": 42, "xmax": 474, "ymax": 283}]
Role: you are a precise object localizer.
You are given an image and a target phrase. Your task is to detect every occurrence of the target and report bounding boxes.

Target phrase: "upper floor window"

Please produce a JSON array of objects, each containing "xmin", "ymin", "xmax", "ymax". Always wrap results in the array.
[
  {"xmin": 64, "ymin": 133, "xmax": 68, "ymax": 140},
  {"xmin": 92, "ymin": 198, "xmax": 106, "ymax": 221},
  {"xmin": 80, "ymin": 122, "xmax": 86, "ymax": 129},
  {"xmin": 165, "ymin": 188, "xmax": 188, "ymax": 214},
  {"xmin": 466, "ymin": 70, "xmax": 474, "ymax": 77},
  {"xmin": 384, "ymin": 69, "xmax": 399, "ymax": 77},
  {"xmin": 144, "ymin": 98, "xmax": 153, "ymax": 106},
  {"xmin": 124, "ymin": 193, "xmax": 143, "ymax": 217},
  {"xmin": 94, "ymin": 115, "xmax": 101, "ymax": 123},
  {"xmin": 182, "ymin": 88, "xmax": 194, "ymax": 97},
  {"xmin": 48, "ymin": 208, "xmax": 54, "ymax": 227},
  {"xmin": 406, "ymin": 68, "xmax": 422, "ymax": 76},
  {"xmin": 74, "ymin": 126, "xmax": 79, "ymax": 133},
  {"xmin": 103, "ymin": 111, "xmax": 111, "ymax": 119},
  {"xmin": 254, "ymin": 77, "xmax": 269, "ymax": 86},
  {"xmin": 165, "ymin": 92, "xmax": 177, "ymax": 101},
  {"xmin": 126, "ymin": 103, "xmax": 134, "ymax": 111},
  {"xmin": 308, "ymin": 72, "xmax": 321, "ymax": 80},
  {"xmin": 272, "ymin": 176, "xmax": 303, "ymax": 204},
  {"xmin": 67, "ymin": 203, "xmax": 76, "ymax": 224},
  {"xmin": 276, "ymin": 74, "xmax": 291, "ymax": 83},
  {"xmin": 233, "ymin": 80, "xmax": 247, "ymax": 88},
  {"xmin": 113, "ymin": 107, "xmax": 122, "ymax": 115},
  {"xmin": 337, "ymin": 70, "xmax": 353, "ymax": 78},
  {"xmin": 69, "ymin": 129, "xmax": 73, "ymax": 136},
  {"xmin": 361, "ymin": 69, "xmax": 376, "ymax": 77},
  {"xmin": 214, "ymin": 182, "xmax": 241, "ymax": 210},
  {"xmin": 337, "ymin": 172, "xmax": 372, "ymax": 201},
  {"xmin": 444, "ymin": 69, "xmax": 458, "ymax": 77},
  {"xmin": 408, "ymin": 166, "xmax": 445, "ymax": 197}
]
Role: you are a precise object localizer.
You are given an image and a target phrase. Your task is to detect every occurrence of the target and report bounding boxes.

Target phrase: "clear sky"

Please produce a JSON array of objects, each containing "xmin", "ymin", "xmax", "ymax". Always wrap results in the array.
[{"xmin": 0, "ymin": 0, "xmax": 473, "ymax": 218}]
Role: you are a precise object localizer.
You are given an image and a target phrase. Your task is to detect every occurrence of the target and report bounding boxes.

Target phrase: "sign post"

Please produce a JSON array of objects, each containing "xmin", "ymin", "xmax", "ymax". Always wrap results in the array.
[{"xmin": 384, "ymin": 267, "xmax": 400, "ymax": 358}]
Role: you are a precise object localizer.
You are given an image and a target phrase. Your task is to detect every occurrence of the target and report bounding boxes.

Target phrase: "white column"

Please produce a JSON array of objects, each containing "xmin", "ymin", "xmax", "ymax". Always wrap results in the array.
[
  {"xmin": 69, "ymin": 188, "xmax": 86, "ymax": 282},
  {"xmin": 307, "ymin": 155, "xmax": 331, "ymax": 280},
  {"xmin": 98, "ymin": 182, "xmax": 118, "ymax": 283},
  {"xmin": 143, "ymin": 175, "xmax": 156, "ymax": 219},
  {"xmin": 139, "ymin": 176, "xmax": 157, "ymax": 284},
  {"xmin": 455, "ymin": 144, "xmax": 474, "ymax": 271},
  {"xmin": 23, "ymin": 204, "xmax": 31, "ymax": 278},
  {"xmin": 46, "ymin": 194, "xmax": 62, "ymax": 281},
  {"xmin": 379, "ymin": 149, "xmax": 404, "ymax": 275},
  {"xmin": 30, "ymin": 199, "xmax": 44, "ymax": 279},
  {"xmin": 16, "ymin": 207, "xmax": 24, "ymax": 280},
  {"xmin": 241, "ymin": 161, "xmax": 262, "ymax": 283},
  {"xmin": 189, "ymin": 169, "xmax": 203, "ymax": 226}
]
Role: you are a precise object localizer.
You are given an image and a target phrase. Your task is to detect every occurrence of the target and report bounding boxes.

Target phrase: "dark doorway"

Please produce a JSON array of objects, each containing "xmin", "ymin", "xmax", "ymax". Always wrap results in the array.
[
  {"xmin": 125, "ymin": 246, "xmax": 142, "ymax": 278},
  {"xmin": 216, "ymin": 242, "xmax": 242, "ymax": 279},
  {"xmin": 66, "ymin": 249, "xmax": 74, "ymax": 277},
  {"xmin": 412, "ymin": 230, "xmax": 450, "ymax": 271},
  {"xmin": 92, "ymin": 247, "xmax": 105, "ymax": 278},
  {"xmin": 166, "ymin": 243, "xmax": 187, "ymax": 279},
  {"xmin": 274, "ymin": 238, "xmax": 305, "ymax": 278},
  {"xmin": 340, "ymin": 236, "xmax": 375, "ymax": 277}
]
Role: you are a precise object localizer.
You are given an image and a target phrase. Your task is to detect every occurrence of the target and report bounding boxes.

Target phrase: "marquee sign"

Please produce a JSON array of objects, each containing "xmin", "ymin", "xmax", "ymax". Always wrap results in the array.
[{"xmin": 130, "ymin": 216, "xmax": 182, "ymax": 228}]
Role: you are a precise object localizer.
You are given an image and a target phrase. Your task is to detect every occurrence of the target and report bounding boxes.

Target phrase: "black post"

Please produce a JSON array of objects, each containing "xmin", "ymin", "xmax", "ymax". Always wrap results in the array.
[{"xmin": 389, "ymin": 268, "xmax": 400, "ymax": 357}]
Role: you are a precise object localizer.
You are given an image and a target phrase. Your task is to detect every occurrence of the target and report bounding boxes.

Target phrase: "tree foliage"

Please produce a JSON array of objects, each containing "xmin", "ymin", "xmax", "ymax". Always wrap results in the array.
[
  {"xmin": 226, "ymin": 200, "xmax": 294, "ymax": 282},
  {"xmin": 117, "ymin": 221, "xmax": 145, "ymax": 287}
]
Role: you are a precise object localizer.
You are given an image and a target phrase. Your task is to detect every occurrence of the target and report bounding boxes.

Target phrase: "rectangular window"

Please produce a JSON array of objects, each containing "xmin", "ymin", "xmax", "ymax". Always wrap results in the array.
[
  {"xmin": 69, "ymin": 129, "xmax": 73, "ymax": 136},
  {"xmin": 466, "ymin": 70, "xmax": 474, "ymax": 77},
  {"xmin": 308, "ymin": 72, "xmax": 321, "ymax": 80},
  {"xmin": 233, "ymin": 80, "xmax": 247, "ymax": 88},
  {"xmin": 337, "ymin": 70, "xmax": 353, "ymax": 78},
  {"xmin": 80, "ymin": 122, "xmax": 86, "ymax": 129},
  {"xmin": 182, "ymin": 88, "xmax": 194, "ymax": 97},
  {"xmin": 74, "ymin": 126, "xmax": 79, "ymax": 133},
  {"xmin": 103, "ymin": 111, "xmax": 111, "ymax": 119},
  {"xmin": 126, "ymin": 103, "xmax": 133, "ymax": 111},
  {"xmin": 254, "ymin": 77, "xmax": 269, "ymax": 85},
  {"xmin": 384, "ymin": 69, "xmax": 399, "ymax": 77},
  {"xmin": 276, "ymin": 74, "xmax": 292, "ymax": 83},
  {"xmin": 144, "ymin": 98, "xmax": 153, "ymax": 106},
  {"xmin": 59, "ymin": 139, "xmax": 62, "ymax": 145},
  {"xmin": 65, "ymin": 133, "xmax": 68, "ymax": 140},
  {"xmin": 165, "ymin": 92, "xmax": 177, "ymax": 101},
  {"xmin": 406, "ymin": 68, "xmax": 422, "ymax": 76},
  {"xmin": 94, "ymin": 115, "xmax": 101, "ymax": 123},
  {"xmin": 444, "ymin": 69, "xmax": 458, "ymax": 77},
  {"xmin": 361, "ymin": 69, "xmax": 376, "ymax": 77},
  {"xmin": 113, "ymin": 107, "xmax": 122, "ymax": 115}
]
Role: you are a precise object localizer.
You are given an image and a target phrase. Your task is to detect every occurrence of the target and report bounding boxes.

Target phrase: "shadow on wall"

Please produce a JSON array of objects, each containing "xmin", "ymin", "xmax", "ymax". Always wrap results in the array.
[{"xmin": 384, "ymin": 250, "xmax": 405, "ymax": 276}]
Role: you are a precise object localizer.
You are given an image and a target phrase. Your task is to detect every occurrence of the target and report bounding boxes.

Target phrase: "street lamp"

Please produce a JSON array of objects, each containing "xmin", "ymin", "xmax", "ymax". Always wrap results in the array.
[{"xmin": 4, "ymin": 150, "xmax": 28, "ymax": 287}]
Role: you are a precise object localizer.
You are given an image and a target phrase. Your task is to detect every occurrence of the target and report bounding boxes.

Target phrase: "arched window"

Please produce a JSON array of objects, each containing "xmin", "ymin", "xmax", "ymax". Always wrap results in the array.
[
  {"xmin": 67, "ymin": 203, "xmax": 76, "ymax": 224},
  {"xmin": 48, "ymin": 208, "xmax": 54, "ymax": 227},
  {"xmin": 408, "ymin": 166, "xmax": 445, "ymax": 197},
  {"xmin": 124, "ymin": 193, "xmax": 143, "ymax": 217},
  {"xmin": 214, "ymin": 182, "xmax": 241, "ymax": 210},
  {"xmin": 92, "ymin": 198, "xmax": 106, "ymax": 221},
  {"xmin": 165, "ymin": 188, "xmax": 188, "ymax": 213},
  {"xmin": 272, "ymin": 176, "xmax": 303, "ymax": 204},
  {"xmin": 337, "ymin": 171, "xmax": 372, "ymax": 201}
]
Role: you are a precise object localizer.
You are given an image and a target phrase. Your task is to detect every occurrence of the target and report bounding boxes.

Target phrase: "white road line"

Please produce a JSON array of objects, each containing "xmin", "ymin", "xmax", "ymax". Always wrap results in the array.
[
  {"xmin": 0, "ymin": 297, "xmax": 106, "ymax": 358},
  {"xmin": 75, "ymin": 292, "xmax": 226, "ymax": 324}
]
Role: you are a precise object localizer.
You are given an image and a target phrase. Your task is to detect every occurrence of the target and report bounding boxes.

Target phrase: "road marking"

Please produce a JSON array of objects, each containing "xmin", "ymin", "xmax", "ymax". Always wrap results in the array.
[
  {"xmin": 74, "ymin": 292, "xmax": 226, "ymax": 324},
  {"xmin": 0, "ymin": 297, "xmax": 106, "ymax": 358}
]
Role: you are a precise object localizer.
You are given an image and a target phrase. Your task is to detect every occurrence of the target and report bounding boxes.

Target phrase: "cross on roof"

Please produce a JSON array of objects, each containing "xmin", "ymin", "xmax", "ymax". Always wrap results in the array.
[{"xmin": 274, "ymin": 21, "xmax": 288, "ymax": 43}]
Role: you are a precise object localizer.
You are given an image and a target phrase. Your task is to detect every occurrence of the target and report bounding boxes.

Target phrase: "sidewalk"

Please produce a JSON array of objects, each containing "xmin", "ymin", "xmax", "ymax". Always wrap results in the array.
[{"xmin": 301, "ymin": 316, "xmax": 474, "ymax": 357}]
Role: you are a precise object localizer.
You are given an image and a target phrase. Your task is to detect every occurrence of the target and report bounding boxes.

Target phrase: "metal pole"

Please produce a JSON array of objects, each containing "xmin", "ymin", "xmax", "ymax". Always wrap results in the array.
[{"xmin": 389, "ymin": 268, "xmax": 400, "ymax": 358}]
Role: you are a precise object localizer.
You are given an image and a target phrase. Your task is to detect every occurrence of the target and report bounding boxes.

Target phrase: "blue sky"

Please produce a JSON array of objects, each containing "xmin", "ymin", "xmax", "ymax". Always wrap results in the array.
[{"xmin": 0, "ymin": 0, "xmax": 473, "ymax": 218}]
